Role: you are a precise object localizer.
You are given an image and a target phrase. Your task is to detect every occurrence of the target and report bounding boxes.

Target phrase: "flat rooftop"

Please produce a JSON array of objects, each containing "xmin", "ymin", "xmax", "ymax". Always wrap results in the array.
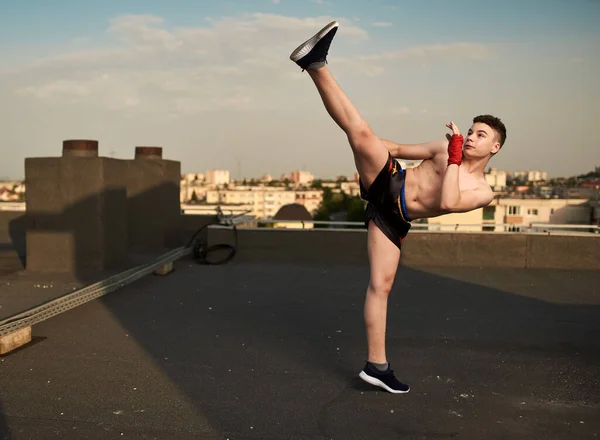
[{"xmin": 1, "ymin": 257, "xmax": 599, "ymax": 439}]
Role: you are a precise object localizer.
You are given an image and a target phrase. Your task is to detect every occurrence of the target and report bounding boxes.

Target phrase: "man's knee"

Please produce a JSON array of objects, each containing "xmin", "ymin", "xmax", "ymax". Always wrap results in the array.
[
  {"xmin": 348, "ymin": 120, "xmax": 376, "ymax": 151},
  {"xmin": 368, "ymin": 273, "xmax": 395, "ymax": 297}
]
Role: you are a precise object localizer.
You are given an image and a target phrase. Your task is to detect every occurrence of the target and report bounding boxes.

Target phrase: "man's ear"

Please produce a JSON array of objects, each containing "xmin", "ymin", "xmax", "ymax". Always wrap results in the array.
[{"xmin": 491, "ymin": 142, "xmax": 501, "ymax": 154}]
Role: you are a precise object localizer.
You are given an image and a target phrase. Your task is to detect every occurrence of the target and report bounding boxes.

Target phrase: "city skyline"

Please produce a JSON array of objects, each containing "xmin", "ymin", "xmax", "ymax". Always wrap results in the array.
[{"xmin": 1, "ymin": 0, "xmax": 599, "ymax": 180}]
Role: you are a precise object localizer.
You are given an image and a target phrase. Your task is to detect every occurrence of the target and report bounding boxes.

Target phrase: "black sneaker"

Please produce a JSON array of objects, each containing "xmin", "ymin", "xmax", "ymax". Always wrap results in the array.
[
  {"xmin": 359, "ymin": 362, "xmax": 410, "ymax": 394},
  {"xmin": 289, "ymin": 20, "xmax": 339, "ymax": 70}
]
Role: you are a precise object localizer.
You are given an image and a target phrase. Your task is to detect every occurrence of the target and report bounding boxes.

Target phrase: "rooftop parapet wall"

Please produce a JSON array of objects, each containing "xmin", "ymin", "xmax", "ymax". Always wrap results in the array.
[
  {"xmin": 206, "ymin": 227, "xmax": 600, "ymax": 270},
  {"xmin": 1, "ymin": 211, "xmax": 598, "ymax": 273}
]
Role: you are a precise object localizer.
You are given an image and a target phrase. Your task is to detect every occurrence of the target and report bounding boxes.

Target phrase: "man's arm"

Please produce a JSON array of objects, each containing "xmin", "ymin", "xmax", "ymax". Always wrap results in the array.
[
  {"xmin": 440, "ymin": 164, "xmax": 494, "ymax": 213},
  {"xmin": 440, "ymin": 121, "xmax": 493, "ymax": 212},
  {"xmin": 381, "ymin": 139, "xmax": 446, "ymax": 161}
]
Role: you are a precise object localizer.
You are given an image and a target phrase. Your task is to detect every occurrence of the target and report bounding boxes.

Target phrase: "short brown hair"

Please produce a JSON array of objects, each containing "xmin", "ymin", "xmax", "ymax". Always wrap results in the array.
[{"xmin": 473, "ymin": 115, "xmax": 506, "ymax": 148}]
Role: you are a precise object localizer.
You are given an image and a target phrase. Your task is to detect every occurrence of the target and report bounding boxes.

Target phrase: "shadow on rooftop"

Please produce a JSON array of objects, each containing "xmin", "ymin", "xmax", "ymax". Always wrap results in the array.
[
  {"xmin": 94, "ymin": 259, "xmax": 600, "ymax": 439},
  {"xmin": 0, "ymin": 402, "xmax": 10, "ymax": 440},
  {"xmin": 0, "ymin": 211, "xmax": 26, "ymax": 275}
]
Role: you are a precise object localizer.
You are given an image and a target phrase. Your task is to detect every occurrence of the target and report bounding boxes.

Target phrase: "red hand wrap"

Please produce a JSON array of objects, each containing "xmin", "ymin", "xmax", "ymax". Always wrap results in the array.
[{"xmin": 447, "ymin": 134, "xmax": 463, "ymax": 166}]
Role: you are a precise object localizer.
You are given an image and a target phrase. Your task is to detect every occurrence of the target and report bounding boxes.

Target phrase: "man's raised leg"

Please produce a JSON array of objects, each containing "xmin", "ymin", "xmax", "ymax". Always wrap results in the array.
[
  {"xmin": 290, "ymin": 21, "xmax": 388, "ymax": 191},
  {"xmin": 306, "ymin": 67, "xmax": 389, "ymax": 190}
]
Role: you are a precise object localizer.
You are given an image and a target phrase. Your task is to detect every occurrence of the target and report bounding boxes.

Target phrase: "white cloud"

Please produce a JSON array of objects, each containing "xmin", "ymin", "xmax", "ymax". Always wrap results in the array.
[
  {"xmin": 358, "ymin": 43, "xmax": 491, "ymax": 62},
  {"xmin": 4, "ymin": 14, "xmax": 489, "ymax": 115},
  {"xmin": 107, "ymin": 15, "xmax": 183, "ymax": 52},
  {"xmin": 0, "ymin": 13, "xmax": 502, "ymax": 179},
  {"xmin": 372, "ymin": 22, "xmax": 392, "ymax": 27},
  {"xmin": 5, "ymin": 14, "xmax": 370, "ymax": 116},
  {"xmin": 333, "ymin": 42, "xmax": 492, "ymax": 76}
]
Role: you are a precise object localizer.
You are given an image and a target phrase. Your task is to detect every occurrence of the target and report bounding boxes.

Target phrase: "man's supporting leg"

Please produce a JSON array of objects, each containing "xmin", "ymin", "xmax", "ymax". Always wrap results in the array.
[
  {"xmin": 306, "ymin": 66, "xmax": 389, "ymax": 190},
  {"xmin": 365, "ymin": 220, "xmax": 400, "ymax": 364},
  {"xmin": 358, "ymin": 220, "xmax": 410, "ymax": 393}
]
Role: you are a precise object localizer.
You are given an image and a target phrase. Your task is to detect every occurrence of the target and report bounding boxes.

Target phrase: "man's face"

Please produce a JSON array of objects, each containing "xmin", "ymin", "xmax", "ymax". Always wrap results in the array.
[{"xmin": 464, "ymin": 122, "xmax": 501, "ymax": 158}]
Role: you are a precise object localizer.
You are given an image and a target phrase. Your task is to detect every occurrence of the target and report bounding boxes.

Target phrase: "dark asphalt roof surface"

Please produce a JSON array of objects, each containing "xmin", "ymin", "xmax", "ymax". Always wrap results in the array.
[{"xmin": 1, "ymin": 259, "xmax": 599, "ymax": 439}]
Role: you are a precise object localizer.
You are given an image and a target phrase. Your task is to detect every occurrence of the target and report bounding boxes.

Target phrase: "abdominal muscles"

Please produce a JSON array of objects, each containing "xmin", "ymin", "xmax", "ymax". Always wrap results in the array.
[{"xmin": 404, "ymin": 161, "xmax": 445, "ymax": 220}]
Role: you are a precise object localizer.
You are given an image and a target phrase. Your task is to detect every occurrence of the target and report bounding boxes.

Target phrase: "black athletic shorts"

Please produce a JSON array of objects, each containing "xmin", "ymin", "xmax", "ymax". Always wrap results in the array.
[{"xmin": 359, "ymin": 153, "xmax": 412, "ymax": 250}]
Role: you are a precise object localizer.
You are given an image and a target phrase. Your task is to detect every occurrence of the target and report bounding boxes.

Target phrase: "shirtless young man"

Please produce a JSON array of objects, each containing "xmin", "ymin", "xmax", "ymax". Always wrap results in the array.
[{"xmin": 290, "ymin": 21, "xmax": 507, "ymax": 394}]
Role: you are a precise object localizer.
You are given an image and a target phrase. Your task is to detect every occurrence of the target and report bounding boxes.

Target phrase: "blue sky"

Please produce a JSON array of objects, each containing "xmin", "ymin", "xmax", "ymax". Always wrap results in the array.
[
  {"xmin": 3, "ymin": 0, "xmax": 599, "ymax": 45},
  {"xmin": 1, "ymin": 0, "xmax": 599, "ymax": 179}
]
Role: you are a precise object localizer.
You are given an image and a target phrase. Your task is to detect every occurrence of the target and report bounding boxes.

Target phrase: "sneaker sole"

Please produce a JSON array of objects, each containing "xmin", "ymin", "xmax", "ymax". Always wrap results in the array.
[
  {"xmin": 359, "ymin": 371, "xmax": 410, "ymax": 394},
  {"xmin": 289, "ymin": 20, "xmax": 339, "ymax": 62}
]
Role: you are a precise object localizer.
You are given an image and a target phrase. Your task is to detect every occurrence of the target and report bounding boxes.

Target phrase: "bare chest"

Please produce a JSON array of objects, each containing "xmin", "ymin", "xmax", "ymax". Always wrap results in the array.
[
  {"xmin": 412, "ymin": 160, "xmax": 479, "ymax": 187},
  {"xmin": 404, "ymin": 160, "xmax": 481, "ymax": 214}
]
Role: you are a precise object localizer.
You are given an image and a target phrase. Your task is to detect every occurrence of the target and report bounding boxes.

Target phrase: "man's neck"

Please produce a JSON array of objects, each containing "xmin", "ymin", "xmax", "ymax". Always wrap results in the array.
[{"xmin": 461, "ymin": 157, "xmax": 489, "ymax": 175}]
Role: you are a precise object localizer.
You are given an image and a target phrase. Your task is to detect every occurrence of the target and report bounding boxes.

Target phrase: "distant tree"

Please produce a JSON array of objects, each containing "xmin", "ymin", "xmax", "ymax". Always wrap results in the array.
[
  {"xmin": 313, "ymin": 188, "xmax": 365, "ymax": 228},
  {"xmin": 346, "ymin": 197, "xmax": 366, "ymax": 224},
  {"xmin": 311, "ymin": 179, "xmax": 323, "ymax": 189},
  {"xmin": 313, "ymin": 187, "xmax": 334, "ymax": 225},
  {"xmin": 191, "ymin": 190, "xmax": 198, "ymax": 202},
  {"xmin": 579, "ymin": 170, "xmax": 600, "ymax": 179}
]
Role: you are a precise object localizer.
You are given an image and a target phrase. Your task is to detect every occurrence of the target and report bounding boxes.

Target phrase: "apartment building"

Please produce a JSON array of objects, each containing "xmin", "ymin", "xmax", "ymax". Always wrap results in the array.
[
  {"xmin": 180, "ymin": 180, "xmax": 208, "ymax": 203},
  {"xmin": 204, "ymin": 188, "xmax": 323, "ymax": 219},
  {"xmin": 0, "ymin": 189, "xmax": 21, "ymax": 201},
  {"xmin": 511, "ymin": 170, "xmax": 548, "ymax": 182},
  {"xmin": 182, "ymin": 173, "xmax": 204, "ymax": 183},
  {"xmin": 205, "ymin": 170, "xmax": 230, "ymax": 185},
  {"xmin": 289, "ymin": 171, "xmax": 314, "ymax": 185},
  {"xmin": 294, "ymin": 190, "xmax": 323, "ymax": 214},
  {"xmin": 490, "ymin": 197, "xmax": 591, "ymax": 231},
  {"xmin": 340, "ymin": 182, "xmax": 361, "ymax": 197},
  {"xmin": 427, "ymin": 197, "xmax": 592, "ymax": 232},
  {"xmin": 484, "ymin": 168, "xmax": 507, "ymax": 191},
  {"xmin": 0, "ymin": 181, "xmax": 25, "ymax": 198},
  {"xmin": 426, "ymin": 208, "xmax": 485, "ymax": 232}
]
